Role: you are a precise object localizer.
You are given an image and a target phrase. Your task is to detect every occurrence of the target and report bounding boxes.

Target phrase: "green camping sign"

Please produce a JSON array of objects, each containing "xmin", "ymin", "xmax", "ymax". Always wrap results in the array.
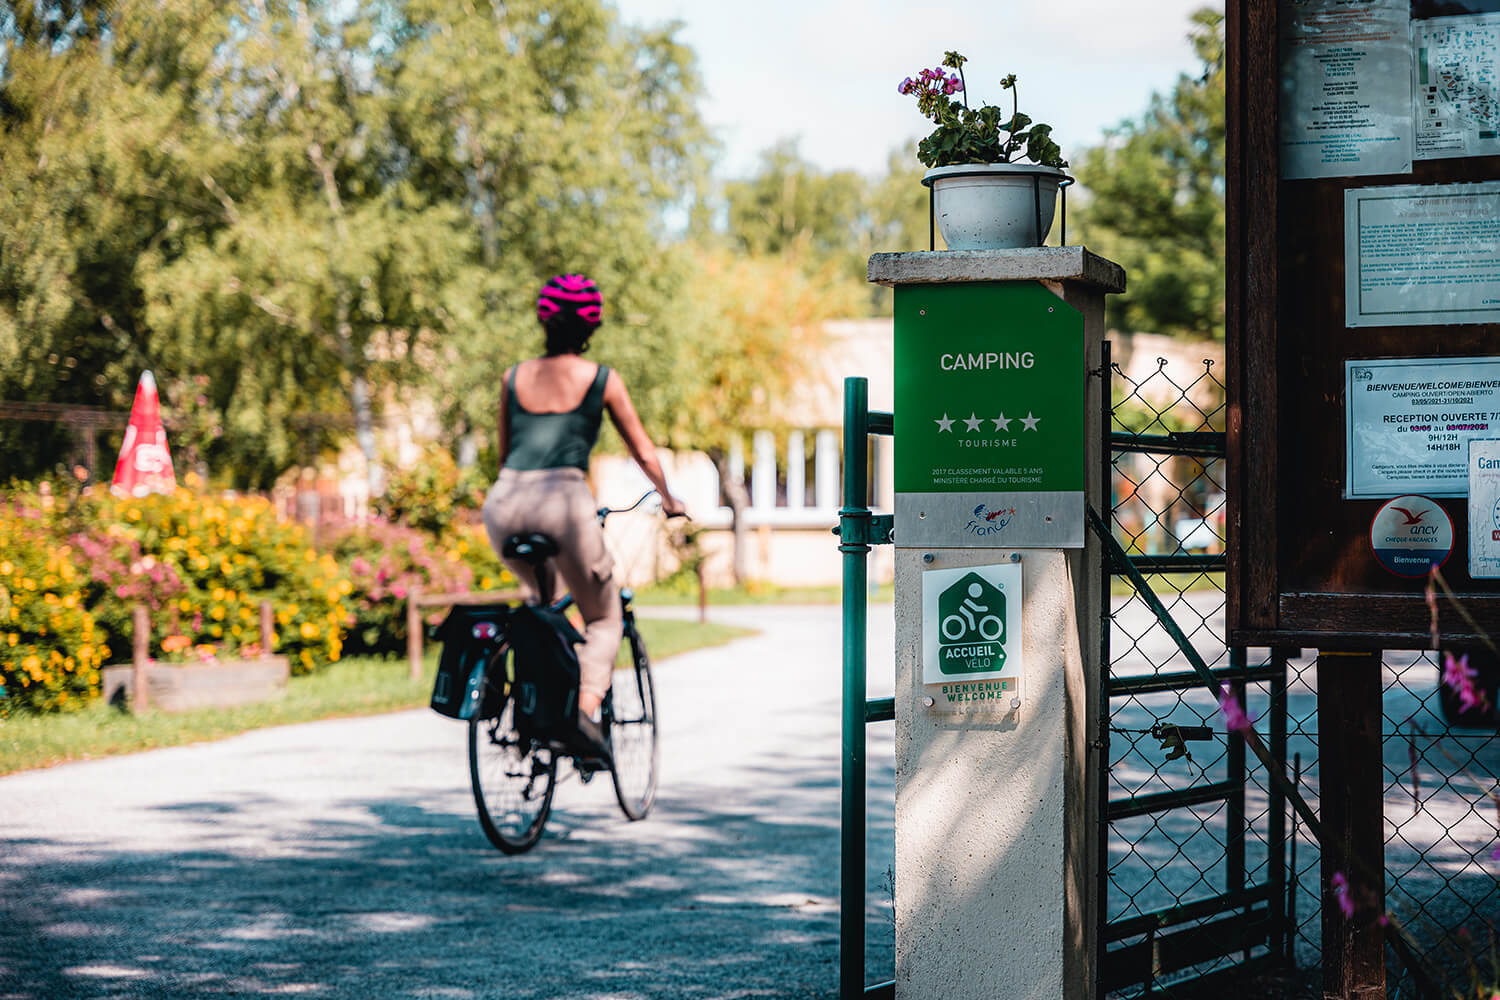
[
  {"xmin": 894, "ymin": 281, "xmax": 1084, "ymax": 548},
  {"xmin": 922, "ymin": 562, "xmax": 1023, "ymax": 684}
]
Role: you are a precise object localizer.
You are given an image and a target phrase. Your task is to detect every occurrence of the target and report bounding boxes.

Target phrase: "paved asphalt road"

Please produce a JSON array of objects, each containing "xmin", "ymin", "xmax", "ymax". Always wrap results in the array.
[
  {"xmin": 6, "ymin": 591, "xmax": 1497, "ymax": 997},
  {"xmin": 0, "ymin": 605, "xmax": 896, "ymax": 1000}
]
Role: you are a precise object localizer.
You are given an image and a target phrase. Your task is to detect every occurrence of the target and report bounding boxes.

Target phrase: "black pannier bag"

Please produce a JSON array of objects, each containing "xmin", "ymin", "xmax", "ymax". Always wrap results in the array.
[
  {"xmin": 504, "ymin": 603, "xmax": 584, "ymax": 743},
  {"xmin": 430, "ymin": 604, "xmax": 509, "ymax": 720}
]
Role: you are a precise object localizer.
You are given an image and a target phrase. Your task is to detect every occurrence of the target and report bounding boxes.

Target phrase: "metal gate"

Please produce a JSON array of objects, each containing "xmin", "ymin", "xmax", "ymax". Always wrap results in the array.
[
  {"xmin": 1097, "ymin": 348, "xmax": 1294, "ymax": 995},
  {"xmin": 840, "ymin": 356, "xmax": 1500, "ymax": 999}
]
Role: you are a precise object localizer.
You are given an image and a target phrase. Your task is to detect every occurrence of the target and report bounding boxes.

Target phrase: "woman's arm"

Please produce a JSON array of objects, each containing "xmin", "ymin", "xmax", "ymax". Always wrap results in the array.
[
  {"xmin": 603, "ymin": 370, "xmax": 686, "ymax": 516},
  {"xmin": 496, "ymin": 366, "xmax": 513, "ymax": 468}
]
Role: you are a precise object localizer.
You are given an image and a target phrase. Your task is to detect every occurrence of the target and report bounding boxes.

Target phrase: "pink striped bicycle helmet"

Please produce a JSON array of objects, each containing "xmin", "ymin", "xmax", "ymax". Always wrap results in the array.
[{"xmin": 536, "ymin": 274, "xmax": 603, "ymax": 327}]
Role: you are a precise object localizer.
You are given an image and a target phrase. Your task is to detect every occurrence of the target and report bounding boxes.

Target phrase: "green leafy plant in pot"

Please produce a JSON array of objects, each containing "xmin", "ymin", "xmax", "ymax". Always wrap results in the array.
[{"xmin": 901, "ymin": 52, "xmax": 1070, "ymax": 250}]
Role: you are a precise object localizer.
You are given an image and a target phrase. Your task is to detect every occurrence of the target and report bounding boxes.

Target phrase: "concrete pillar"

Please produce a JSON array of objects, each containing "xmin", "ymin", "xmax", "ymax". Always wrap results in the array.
[
  {"xmin": 729, "ymin": 436, "xmax": 745, "ymax": 493},
  {"xmin": 787, "ymin": 431, "xmax": 806, "ymax": 510},
  {"xmin": 868, "ymin": 247, "xmax": 1124, "ymax": 1000},
  {"xmin": 752, "ymin": 429, "xmax": 777, "ymax": 511},
  {"xmin": 816, "ymin": 429, "xmax": 839, "ymax": 511}
]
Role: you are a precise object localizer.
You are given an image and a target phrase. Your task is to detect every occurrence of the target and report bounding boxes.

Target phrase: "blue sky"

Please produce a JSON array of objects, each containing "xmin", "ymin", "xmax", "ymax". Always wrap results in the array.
[{"xmin": 611, "ymin": 0, "xmax": 1219, "ymax": 178}]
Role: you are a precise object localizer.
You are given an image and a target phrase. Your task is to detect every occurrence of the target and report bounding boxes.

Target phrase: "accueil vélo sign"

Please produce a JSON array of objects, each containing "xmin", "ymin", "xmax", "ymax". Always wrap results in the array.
[{"xmin": 921, "ymin": 563, "xmax": 1023, "ymax": 700}]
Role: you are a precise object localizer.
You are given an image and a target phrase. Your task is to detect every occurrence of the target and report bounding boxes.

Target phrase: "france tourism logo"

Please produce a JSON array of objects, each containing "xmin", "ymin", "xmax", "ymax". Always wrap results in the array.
[{"xmin": 964, "ymin": 503, "xmax": 1016, "ymax": 537}]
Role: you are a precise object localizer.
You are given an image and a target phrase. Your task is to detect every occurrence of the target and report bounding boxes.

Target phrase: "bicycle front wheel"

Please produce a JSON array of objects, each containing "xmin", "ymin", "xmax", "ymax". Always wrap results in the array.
[
  {"xmin": 468, "ymin": 694, "xmax": 557, "ymax": 854},
  {"xmin": 608, "ymin": 622, "xmax": 658, "ymax": 820}
]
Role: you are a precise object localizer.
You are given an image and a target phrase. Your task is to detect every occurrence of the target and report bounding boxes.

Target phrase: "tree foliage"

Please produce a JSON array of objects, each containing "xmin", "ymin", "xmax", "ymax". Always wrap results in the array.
[
  {"xmin": 720, "ymin": 143, "xmax": 929, "ymax": 315},
  {"xmin": 1074, "ymin": 8, "xmax": 1225, "ymax": 341},
  {"xmin": 0, "ymin": 0, "xmax": 710, "ymax": 486}
]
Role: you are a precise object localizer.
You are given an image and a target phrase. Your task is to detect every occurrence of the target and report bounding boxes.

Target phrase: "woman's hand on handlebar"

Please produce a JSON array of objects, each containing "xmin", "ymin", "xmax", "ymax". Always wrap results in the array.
[{"xmin": 659, "ymin": 492, "xmax": 687, "ymax": 518}]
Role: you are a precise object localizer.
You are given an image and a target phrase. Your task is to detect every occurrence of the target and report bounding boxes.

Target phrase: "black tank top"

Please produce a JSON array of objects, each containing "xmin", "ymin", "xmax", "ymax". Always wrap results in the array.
[{"xmin": 502, "ymin": 363, "xmax": 610, "ymax": 472}]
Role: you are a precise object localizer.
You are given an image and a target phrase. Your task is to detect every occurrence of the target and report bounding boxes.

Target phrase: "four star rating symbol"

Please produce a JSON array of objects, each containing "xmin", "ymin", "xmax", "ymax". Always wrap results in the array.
[{"xmin": 935, "ymin": 411, "xmax": 1041, "ymax": 433}]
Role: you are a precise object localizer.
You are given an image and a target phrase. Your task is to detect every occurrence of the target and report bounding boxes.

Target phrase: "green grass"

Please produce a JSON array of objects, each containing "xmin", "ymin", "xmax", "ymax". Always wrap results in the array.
[
  {"xmin": 635, "ymin": 581, "xmax": 895, "ymax": 605},
  {"xmin": 0, "ymin": 616, "xmax": 753, "ymax": 777},
  {"xmin": 1109, "ymin": 571, "xmax": 1224, "ymax": 598}
]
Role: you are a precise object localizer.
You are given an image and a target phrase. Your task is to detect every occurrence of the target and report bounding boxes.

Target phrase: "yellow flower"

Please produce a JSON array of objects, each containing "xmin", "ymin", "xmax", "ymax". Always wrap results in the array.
[
  {"xmin": 299, "ymin": 622, "xmax": 319, "ymax": 640},
  {"xmin": 6, "ymin": 634, "xmax": 15, "ymax": 647},
  {"xmin": 210, "ymin": 606, "xmax": 226, "ymax": 621},
  {"xmin": 0, "ymin": 561, "xmax": 11, "ymax": 575}
]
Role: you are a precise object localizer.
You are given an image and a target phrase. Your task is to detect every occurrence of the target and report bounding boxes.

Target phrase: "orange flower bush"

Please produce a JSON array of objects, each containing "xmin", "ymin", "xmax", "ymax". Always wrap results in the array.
[
  {"xmin": 83, "ymin": 489, "xmax": 351, "ymax": 675},
  {"xmin": 0, "ymin": 515, "xmax": 107, "ymax": 715}
]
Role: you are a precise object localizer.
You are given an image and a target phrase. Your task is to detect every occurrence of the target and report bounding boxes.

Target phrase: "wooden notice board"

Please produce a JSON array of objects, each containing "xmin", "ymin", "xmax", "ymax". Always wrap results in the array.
[{"xmin": 1227, "ymin": 0, "xmax": 1500, "ymax": 648}]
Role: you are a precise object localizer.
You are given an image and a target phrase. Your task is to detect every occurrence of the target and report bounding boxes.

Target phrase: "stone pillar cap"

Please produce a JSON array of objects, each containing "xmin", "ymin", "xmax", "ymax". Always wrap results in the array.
[{"xmin": 868, "ymin": 246, "xmax": 1126, "ymax": 294}]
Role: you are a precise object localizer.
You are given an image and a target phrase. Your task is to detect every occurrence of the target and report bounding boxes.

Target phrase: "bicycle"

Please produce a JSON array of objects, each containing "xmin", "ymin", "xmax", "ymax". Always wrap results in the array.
[{"xmin": 466, "ymin": 491, "xmax": 662, "ymax": 854}]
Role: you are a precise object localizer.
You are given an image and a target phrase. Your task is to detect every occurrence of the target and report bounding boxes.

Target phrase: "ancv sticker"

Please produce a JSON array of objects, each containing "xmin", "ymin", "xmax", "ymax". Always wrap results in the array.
[{"xmin": 1369, "ymin": 494, "xmax": 1453, "ymax": 578}]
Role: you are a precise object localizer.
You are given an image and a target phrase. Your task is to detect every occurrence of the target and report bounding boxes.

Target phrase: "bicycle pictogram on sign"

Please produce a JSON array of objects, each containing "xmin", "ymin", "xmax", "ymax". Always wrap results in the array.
[{"xmin": 937, "ymin": 572, "xmax": 1008, "ymax": 674}]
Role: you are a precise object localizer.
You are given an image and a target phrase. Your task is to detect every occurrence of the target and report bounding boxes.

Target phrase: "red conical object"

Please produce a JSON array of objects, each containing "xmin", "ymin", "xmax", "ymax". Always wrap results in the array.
[{"xmin": 111, "ymin": 371, "xmax": 177, "ymax": 497}]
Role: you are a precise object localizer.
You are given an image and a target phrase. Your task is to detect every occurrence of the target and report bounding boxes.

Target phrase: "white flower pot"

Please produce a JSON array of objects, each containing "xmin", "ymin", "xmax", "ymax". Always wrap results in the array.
[{"xmin": 922, "ymin": 163, "xmax": 1068, "ymax": 250}]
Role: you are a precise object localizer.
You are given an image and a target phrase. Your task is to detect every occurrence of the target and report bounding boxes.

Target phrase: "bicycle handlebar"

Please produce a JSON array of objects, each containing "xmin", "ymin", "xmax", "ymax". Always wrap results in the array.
[{"xmin": 596, "ymin": 490, "xmax": 689, "ymax": 524}]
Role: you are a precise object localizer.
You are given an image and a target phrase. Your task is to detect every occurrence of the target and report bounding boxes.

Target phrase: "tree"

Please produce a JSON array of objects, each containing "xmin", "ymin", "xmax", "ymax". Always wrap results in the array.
[
  {"xmin": 383, "ymin": 0, "xmax": 712, "ymax": 463},
  {"xmin": 1073, "ymin": 8, "xmax": 1225, "ymax": 341},
  {"xmin": 720, "ymin": 143, "xmax": 930, "ymax": 316},
  {"xmin": 0, "ymin": 0, "xmax": 711, "ymax": 488},
  {"xmin": 0, "ymin": 0, "xmax": 223, "ymax": 478},
  {"xmin": 666, "ymin": 244, "xmax": 864, "ymax": 582},
  {"xmin": 138, "ymin": 0, "xmax": 468, "ymax": 490}
]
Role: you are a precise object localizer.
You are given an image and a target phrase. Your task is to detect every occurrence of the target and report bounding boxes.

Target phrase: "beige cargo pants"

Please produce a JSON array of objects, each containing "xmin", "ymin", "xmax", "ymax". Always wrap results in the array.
[{"xmin": 481, "ymin": 467, "xmax": 620, "ymax": 704}]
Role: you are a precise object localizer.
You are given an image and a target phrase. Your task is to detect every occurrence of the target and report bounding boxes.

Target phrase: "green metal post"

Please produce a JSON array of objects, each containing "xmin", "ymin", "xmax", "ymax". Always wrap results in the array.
[{"xmin": 839, "ymin": 376, "xmax": 870, "ymax": 1000}]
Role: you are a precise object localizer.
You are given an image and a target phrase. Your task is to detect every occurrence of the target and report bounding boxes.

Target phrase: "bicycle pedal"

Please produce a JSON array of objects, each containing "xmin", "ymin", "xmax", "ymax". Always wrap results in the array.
[{"xmin": 574, "ymin": 756, "xmax": 610, "ymax": 778}]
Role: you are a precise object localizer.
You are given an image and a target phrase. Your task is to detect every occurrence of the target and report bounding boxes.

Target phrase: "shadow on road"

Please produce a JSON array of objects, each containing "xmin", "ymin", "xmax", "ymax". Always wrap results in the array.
[{"xmin": 1, "ymin": 751, "xmax": 895, "ymax": 1000}]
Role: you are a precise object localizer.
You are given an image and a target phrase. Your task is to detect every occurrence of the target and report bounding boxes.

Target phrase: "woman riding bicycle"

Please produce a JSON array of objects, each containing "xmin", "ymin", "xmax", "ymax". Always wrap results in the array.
[{"xmin": 481, "ymin": 273, "xmax": 685, "ymax": 758}]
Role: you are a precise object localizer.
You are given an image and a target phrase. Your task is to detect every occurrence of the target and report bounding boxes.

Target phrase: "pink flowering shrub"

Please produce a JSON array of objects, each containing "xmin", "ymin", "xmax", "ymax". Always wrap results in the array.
[
  {"xmin": 325, "ymin": 520, "xmax": 474, "ymax": 657},
  {"xmin": 85, "ymin": 489, "xmax": 352, "ymax": 675}
]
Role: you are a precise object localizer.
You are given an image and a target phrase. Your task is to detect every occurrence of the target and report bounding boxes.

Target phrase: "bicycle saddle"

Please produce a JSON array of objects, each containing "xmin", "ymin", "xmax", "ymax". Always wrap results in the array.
[{"xmin": 501, "ymin": 533, "xmax": 559, "ymax": 563}]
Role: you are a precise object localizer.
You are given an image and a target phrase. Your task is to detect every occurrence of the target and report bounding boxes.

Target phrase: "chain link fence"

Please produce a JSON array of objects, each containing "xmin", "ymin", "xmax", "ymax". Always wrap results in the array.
[{"xmin": 1102, "ymin": 354, "xmax": 1500, "ymax": 999}]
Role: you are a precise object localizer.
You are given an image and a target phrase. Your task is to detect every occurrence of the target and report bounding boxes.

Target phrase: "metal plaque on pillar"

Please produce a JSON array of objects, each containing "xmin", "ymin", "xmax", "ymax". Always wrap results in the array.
[{"xmin": 894, "ymin": 281, "xmax": 1085, "ymax": 548}]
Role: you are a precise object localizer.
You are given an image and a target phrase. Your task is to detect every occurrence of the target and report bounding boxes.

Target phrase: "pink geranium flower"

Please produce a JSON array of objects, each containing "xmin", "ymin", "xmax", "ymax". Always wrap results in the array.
[
  {"xmin": 1331, "ymin": 871, "xmax": 1356, "ymax": 919},
  {"xmin": 1442, "ymin": 651, "xmax": 1487, "ymax": 714},
  {"xmin": 1425, "ymin": 567, "xmax": 1441, "ymax": 648},
  {"xmin": 1218, "ymin": 683, "xmax": 1255, "ymax": 734}
]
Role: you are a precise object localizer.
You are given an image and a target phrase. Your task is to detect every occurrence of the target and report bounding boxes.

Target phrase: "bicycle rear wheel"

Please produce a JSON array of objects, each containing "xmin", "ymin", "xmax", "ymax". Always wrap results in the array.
[
  {"xmin": 469, "ymin": 691, "xmax": 557, "ymax": 854},
  {"xmin": 608, "ymin": 622, "xmax": 658, "ymax": 820}
]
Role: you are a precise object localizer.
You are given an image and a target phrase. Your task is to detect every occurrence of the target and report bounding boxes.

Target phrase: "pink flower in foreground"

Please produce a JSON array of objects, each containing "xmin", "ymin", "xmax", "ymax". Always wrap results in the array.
[
  {"xmin": 1331, "ymin": 871, "xmax": 1356, "ymax": 919},
  {"xmin": 1442, "ymin": 651, "xmax": 1487, "ymax": 714},
  {"xmin": 1425, "ymin": 567, "xmax": 1440, "ymax": 648},
  {"xmin": 1218, "ymin": 683, "xmax": 1254, "ymax": 734}
]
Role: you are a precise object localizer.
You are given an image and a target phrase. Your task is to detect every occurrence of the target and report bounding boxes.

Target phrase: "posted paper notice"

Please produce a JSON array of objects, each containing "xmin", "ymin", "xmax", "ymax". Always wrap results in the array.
[
  {"xmin": 1346, "ymin": 357, "xmax": 1500, "ymax": 498},
  {"xmin": 1280, "ymin": 0, "xmax": 1413, "ymax": 180},
  {"xmin": 1414, "ymin": 13, "xmax": 1500, "ymax": 161},
  {"xmin": 1345, "ymin": 182, "xmax": 1500, "ymax": 327},
  {"xmin": 1468, "ymin": 439, "xmax": 1500, "ymax": 578}
]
